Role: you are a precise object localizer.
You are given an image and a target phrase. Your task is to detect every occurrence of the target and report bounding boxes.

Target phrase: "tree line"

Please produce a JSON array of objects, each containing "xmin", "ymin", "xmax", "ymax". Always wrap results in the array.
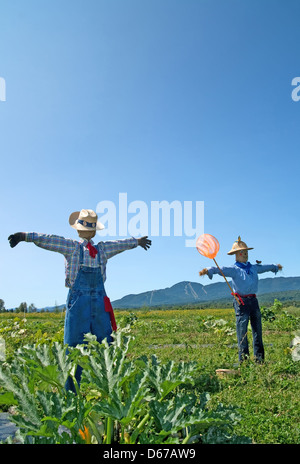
[{"xmin": 0, "ymin": 299, "xmax": 66, "ymax": 313}]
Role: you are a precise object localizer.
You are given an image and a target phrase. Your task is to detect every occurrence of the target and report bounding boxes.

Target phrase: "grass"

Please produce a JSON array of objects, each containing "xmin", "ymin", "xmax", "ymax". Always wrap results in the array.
[
  {"xmin": 0, "ymin": 304, "xmax": 299, "ymax": 443},
  {"xmin": 118, "ymin": 306, "xmax": 300, "ymax": 443}
]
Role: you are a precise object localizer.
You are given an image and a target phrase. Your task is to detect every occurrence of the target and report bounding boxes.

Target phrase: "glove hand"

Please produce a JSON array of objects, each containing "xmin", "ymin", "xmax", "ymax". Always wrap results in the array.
[
  {"xmin": 8, "ymin": 233, "xmax": 26, "ymax": 248},
  {"xmin": 137, "ymin": 236, "xmax": 152, "ymax": 250}
]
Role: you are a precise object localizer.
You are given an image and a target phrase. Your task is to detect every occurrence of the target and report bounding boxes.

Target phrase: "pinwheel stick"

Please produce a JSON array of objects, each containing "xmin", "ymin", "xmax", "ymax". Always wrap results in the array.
[{"xmin": 213, "ymin": 258, "xmax": 240, "ymax": 305}]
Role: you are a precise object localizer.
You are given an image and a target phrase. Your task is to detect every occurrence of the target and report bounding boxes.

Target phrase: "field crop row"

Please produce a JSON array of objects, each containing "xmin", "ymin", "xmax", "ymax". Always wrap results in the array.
[{"xmin": 0, "ymin": 303, "xmax": 299, "ymax": 444}]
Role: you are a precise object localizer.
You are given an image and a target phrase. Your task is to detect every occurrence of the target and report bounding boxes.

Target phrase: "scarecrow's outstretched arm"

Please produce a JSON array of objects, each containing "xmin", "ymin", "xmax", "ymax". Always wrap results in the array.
[
  {"xmin": 101, "ymin": 236, "xmax": 151, "ymax": 259},
  {"xmin": 8, "ymin": 232, "xmax": 75, "ymax": 255},
  {"xmin": 199, "ymin": 266, "xmax": 237, "ymax": 280},
  {"xmin": 256, "ymin": 263, "xmax": 282, "ymax": 274}
]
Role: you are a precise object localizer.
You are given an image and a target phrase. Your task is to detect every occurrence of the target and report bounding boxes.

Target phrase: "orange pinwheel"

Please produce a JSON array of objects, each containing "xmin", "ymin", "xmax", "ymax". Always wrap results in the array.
[{"xmin": 196, "ymin": 233, "xmax": 240, "ymax": 305}]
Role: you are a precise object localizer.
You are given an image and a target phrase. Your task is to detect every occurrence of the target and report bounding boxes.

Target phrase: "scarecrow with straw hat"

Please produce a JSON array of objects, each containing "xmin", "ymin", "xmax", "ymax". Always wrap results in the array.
[
  {"xmin": 8, "ymin": 209, "xmax": 151, "ymax": 391},
  {"xmin": 199, "ymin": 236, "xmax": 282, "ymax": 363}
]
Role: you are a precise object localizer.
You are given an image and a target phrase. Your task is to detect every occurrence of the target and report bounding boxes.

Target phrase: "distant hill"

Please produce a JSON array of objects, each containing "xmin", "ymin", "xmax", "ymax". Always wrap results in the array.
[
  {"xmin": 6, "ymin": 276, "xmax": 300, "ymax": 312},
  {"xmin": 111, "ymin": 277, "xmax": 300, "ymax": 309}
]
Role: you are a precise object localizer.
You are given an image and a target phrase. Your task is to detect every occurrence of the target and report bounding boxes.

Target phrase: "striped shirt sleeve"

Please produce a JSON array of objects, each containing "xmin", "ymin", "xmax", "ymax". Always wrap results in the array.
[
  {"xmin": 100, "ymin": 237, "xmax": 138, "ymax": 260},
  {"xmin": 24, "ymin": 233, "xmax": 76, "ymax": 256}
]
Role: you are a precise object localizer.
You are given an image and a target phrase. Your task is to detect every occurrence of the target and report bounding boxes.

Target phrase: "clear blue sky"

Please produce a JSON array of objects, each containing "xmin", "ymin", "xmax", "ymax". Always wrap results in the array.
[{"xmin": 0, "ymin": 0, "xmax": 299, "ymax": 309}]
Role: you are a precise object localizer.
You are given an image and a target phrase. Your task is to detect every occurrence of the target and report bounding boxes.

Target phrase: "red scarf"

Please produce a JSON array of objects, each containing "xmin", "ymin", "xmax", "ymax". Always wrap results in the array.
[
  {"xmin": 86, "ymin": 241, "xmax": 98, "ymax": 258},
  {"xmin": 104, "ymin": 296, "xmax": 117, "ymax": 331}
]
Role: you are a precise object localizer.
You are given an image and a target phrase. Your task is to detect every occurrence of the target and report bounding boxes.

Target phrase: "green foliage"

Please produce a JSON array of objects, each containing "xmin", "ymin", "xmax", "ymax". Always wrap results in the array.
[
  {"xmin": 261, "ymin": 299, "xmax": 300, "ymax": 331},
  {"xmin": 0, "ymin": 301, "xmax": 299, "ymax": 444},
  {"xmin": 0, "ymin": 316, "xmax": 64, "ymax": 361},
  {"xmin": 261, "ymin": 306, "xmax": 276, "ymax": 322},
  {"xmin": 0, "ymin": 329, "xmax": 249, "ymax": 444}
]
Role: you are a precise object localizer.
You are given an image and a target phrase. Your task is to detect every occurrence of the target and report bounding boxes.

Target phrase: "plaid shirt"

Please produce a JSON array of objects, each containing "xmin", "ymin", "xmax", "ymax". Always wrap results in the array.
[{"xmin": 25, "ymin": 233, "xmax": 138, "ymax": 288}]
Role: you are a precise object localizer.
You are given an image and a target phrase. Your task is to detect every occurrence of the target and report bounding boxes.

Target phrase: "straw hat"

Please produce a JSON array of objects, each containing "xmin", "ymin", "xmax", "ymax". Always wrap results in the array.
[
  {"xmin": 227, "ymin": 236, "xmax": 253, "ymax": 255},
  {"xmin": 69, "ymin": 209, "xmax": 105, "ymax": 231}
]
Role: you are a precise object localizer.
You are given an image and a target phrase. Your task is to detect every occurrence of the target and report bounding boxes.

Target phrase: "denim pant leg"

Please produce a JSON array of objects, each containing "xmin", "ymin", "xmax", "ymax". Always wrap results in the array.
[
  {"xmin": 64, "ymin": 291, "xmax": 91, "ymax": 346},
  {"xmin": 90, "ymin": 291, "xmax": 113, "ymax": 344},
  {"xmin": 249, "ymin": 298, "xmax": 264, "ymax": 362},
  {"xmin": 64, "ymin": 291, "xmax": 91, "ymax": 392},
  {"xmin": 233, "ymin": 299, "xmax": 250, "ymax": 362}
]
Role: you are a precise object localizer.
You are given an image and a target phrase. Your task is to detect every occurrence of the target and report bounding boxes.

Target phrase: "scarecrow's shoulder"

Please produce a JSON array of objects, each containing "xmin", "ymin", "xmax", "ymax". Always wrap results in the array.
[
  {"xmin": 64, "ymin": 237, "xmax": 81, "ymax": 245},
  {"xmin": 62, "ymin": 237, "xmax": 83, "ymax": 251}
]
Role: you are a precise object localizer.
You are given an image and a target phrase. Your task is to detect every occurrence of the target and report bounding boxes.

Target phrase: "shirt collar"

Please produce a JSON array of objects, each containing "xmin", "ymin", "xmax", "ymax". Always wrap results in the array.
[
  {"xmin": 235, "ymin": 261, "xmax": 252, "ymax": 274},
  {"xmin": 235, "ymin": 261, "xmax": 250, "ymax": 267},
  {"xmin": 80, "ymin": 239, "xmax": 94, "ymax": 245}
]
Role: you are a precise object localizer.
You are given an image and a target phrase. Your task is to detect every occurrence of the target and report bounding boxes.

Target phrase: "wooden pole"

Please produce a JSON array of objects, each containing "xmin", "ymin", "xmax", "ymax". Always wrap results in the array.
[{"xmin": 213, "ymin": 258, "xmax": 241, "ymax": 305}]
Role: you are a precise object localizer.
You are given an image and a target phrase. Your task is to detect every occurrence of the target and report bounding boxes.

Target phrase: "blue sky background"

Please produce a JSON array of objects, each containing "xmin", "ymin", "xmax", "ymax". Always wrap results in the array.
[{"xmin": 0, "ymin": 0, "xmax": 299, "ymax": 309}]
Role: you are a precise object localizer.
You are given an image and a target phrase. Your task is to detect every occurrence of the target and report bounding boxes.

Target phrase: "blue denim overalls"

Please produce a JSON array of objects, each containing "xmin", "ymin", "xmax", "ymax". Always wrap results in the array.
[{"xmin": 64, "ymin": 243, "xmax": 113, "ymax": 391}]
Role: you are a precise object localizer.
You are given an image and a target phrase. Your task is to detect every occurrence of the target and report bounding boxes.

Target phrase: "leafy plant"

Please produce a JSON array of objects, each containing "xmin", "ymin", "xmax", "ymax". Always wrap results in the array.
[
  {"xmin": 0, "ymin": 316, "xmax": 64, "ymax": 362},
  {"xmin": 261, "ymin": 306, "xmax": 276, "ymax": 322},
  {"xmin": 0, "ymin": 329, "xmax": 249, "ymax": 444}
]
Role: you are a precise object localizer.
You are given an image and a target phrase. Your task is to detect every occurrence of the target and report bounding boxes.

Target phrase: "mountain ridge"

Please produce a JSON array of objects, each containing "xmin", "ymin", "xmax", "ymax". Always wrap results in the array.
[
  {"xmin": 111, "ymin": 276, "xmax": 300, "ymax": 308},
  {"xmin": 7, "ymin": 276, "xmax": 300, "ymax": 312}
]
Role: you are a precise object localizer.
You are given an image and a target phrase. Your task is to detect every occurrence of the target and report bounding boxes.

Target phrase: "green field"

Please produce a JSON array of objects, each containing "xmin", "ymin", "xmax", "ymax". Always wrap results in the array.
[{"xmin": 0, "ymin": 302, "xmax": 299, "ymax": 444}]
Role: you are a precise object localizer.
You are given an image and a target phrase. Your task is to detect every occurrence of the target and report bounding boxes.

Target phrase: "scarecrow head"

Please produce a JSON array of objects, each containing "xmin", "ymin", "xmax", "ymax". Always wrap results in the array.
[
  {"xmin": 69, "ymin": 209, "xmax": 104, "ymax": 241},
  {"xmin": 227, "ymin": 236, "xmax": 253, "ymax": 263}
]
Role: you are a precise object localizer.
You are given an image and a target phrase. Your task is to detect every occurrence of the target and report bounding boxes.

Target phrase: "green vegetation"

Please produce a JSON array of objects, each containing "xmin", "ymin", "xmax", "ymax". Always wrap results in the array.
[{"xmin": 0, "ymin": 300, "xmax": 299, "ymax": 444}]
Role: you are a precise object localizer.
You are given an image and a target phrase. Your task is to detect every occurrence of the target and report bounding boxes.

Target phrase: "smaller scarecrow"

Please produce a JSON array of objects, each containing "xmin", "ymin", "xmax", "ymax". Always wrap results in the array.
[
  {"xmin": 199, "ymin": 236, "xmax": 282, "ymax": 363},
  {"xmin": 8, "ymin": 209, "xmax": 151, "ymax": 390}
]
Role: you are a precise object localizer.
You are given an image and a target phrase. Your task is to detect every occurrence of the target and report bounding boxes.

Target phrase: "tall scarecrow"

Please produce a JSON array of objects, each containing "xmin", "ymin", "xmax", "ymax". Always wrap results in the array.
[
  {"xmin": 8, "ymin": 209, "xmax": 151, "ymax": 390},
  {"xmin": 199, "ymin": 236, "xmax": 282, "ymax": 363}
]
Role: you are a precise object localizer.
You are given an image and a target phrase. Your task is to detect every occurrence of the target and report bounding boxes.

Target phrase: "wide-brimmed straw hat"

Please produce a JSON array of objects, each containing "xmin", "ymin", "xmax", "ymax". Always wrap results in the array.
[
  {"xmin": 69, "ymin": 209, "xmax": 105, "ymax": 231},
  {"xmin": 227, "ymin": 236, "xmax": 253, "ymax": 255}
]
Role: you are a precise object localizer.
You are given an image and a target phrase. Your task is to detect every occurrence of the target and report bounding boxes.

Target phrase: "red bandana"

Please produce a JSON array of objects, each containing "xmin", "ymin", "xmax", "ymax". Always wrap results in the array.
[
  {"xmin": 104, "ymin": 296, "xmax": 117, "ymax": 331},
  {"xmin": 86, "ymin": 241, "xmax": 98, "ymax": 258}
]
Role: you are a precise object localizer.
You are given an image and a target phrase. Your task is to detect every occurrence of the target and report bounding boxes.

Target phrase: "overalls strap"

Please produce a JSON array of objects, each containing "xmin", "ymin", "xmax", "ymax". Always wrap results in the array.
[{"xmin": 79, "ymin": 242, "xmax": 84, "ymax": 265}]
